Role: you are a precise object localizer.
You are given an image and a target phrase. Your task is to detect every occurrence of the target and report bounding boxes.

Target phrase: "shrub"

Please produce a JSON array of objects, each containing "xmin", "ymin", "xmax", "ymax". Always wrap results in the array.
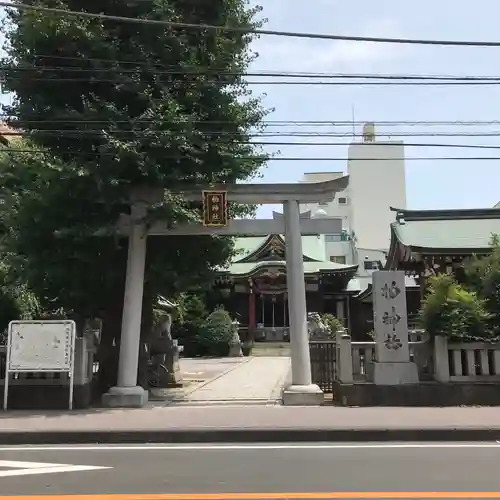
[
  {"xmin": 171, "ymin": 321, "xmax": 203, "ymax": 357},
  {"xmin": 169, "ymin": 293, "xmax": 210, "ymax": 356},
  {"xmin": 420, "ymin": 274, "xmax": 491, "ymax": 342},
  {"xmin": 320, "ymin": 313, "xmax": 344, "ymax": 338},
  {"xmin": 197, "ymin": 307, "xmax": 237, "ymax": 357}
]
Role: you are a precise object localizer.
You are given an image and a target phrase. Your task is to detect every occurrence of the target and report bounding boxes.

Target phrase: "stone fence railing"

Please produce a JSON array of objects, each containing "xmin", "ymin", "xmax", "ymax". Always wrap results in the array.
[
  {"xmin": 434, "ymin": 336, "xmax": 500, "ymax": 382},
  {"xmin": 310, "ymin": 330, "xmax": 500, "ymax": 391}
]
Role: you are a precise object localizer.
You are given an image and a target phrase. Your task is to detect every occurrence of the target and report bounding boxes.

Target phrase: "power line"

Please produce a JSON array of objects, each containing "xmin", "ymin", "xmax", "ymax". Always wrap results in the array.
[
  {"xmin": 28, "ymin": 56, "xmax": 500, "ymax": 84},
  {"xmin": 1, "ymin": 148, "xmax": 500, "ymax": 161},
  {"xmin": 5, "ymin": 129, "xmax": 500, "ymax": 138},
  {"xmin": 4, "ymin": 76, "xmax": 500, "ymax": 85},
  {"xmin": 5, "ymin": 127, "xmax": 500, "ymax": 138},
  {"xmin": 2, "ymin": 131, "xmax": 500, "ymax": 150},
  {"xmin": 2, "ymin": 1, "xmax": 500, "ymax": 47},
  {"xmin": 2, "ymin": 117, "xmax": 500, "ymax": 127},
  {"xmin": 6, "ymin": 66, "xmax": 500, "ymax": 81}
]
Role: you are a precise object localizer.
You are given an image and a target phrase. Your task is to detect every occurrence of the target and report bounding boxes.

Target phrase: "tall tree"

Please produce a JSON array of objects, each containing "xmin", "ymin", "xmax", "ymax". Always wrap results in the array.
[{"xmin": 1, "ymin": 0, "xmax": 268, "ymax": 390}]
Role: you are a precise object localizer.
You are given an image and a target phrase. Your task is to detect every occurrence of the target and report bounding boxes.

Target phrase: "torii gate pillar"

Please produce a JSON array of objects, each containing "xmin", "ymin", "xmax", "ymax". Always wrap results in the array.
[
  {"xmin": 102, "ymin": 203, "xmax": 149, "ymax": 408},
  {"xmin": 281, "ymin": 199, "xmax": 323, "ymax": 405},
  {"xmin": 102, "ymin": 177, "xmax": 348, "ymax": 408}
]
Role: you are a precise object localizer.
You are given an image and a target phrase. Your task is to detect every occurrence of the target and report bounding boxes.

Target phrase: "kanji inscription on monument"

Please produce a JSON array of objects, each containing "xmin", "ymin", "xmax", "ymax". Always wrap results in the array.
[{"xmin": 372, "ymin": 270, "xmax": 410, "ymax": 363}]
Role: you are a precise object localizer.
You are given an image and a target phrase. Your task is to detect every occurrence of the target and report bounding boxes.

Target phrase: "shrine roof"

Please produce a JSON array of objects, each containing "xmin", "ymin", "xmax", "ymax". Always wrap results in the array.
[
  {"xmin": 231, "ymin": 234, "xmax": 327, "ymax": 262},
  {"xmin": 218, "ymin": 234, "xmax": 358, "ymax": 277},
  {"xmin": 355, "ymin": 275, "xmax": 419, "ymax": 302},
  {"xmin": 222, "ymin": 259, "xmax": 357, "ymax": 277},
  {"xmin": 389, "ymin": 206, "xmax": 500, "ymax": 253}
]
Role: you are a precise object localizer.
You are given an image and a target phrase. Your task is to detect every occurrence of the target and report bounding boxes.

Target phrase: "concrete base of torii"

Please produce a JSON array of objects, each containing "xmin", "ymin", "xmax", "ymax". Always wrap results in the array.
[
  {"xmin": 102, "ymin": 385, "xmax": 148, "ymax": 408},
  {"xmin": 282, "ymin": 384, "xmax": 324, "ymax": 406}
]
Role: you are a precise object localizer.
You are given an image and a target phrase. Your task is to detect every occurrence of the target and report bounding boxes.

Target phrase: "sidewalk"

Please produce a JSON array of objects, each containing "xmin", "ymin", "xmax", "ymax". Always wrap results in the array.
[{"xmin": 2, "ymin": 406, "xmax": 500, "ymax": 444}]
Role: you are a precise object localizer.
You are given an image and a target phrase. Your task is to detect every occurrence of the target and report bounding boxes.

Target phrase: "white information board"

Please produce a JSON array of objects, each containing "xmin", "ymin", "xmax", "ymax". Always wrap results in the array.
[{"xmin": 3, "ymin": 320, "xmax": 76, "ymax": 411}]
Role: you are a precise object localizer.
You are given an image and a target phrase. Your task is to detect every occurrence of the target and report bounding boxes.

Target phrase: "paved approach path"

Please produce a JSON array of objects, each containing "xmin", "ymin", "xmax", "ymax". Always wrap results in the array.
[{"xmin": 182, "ymin": 356, "xmax": 291, "ymax": 405}]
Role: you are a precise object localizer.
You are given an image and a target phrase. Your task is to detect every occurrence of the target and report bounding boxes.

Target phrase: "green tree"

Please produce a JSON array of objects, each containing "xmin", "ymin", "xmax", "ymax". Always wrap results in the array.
[
  {"xmin": 420, "ymin": 274, "xmax": 491, "ymax": 342},
  {"xmin": 175, "ymin": 293, "xmax": 209, "ymax": 327},
  {"xmin": 0, "ymin": 141, "xmax": 43, "ymax": 334},
  {"xmin": 464, "ymin": 234, "xmax": 500, "ymax": 290},
  {"xmin": 1, "ymin": 0, "xmax": 268, "ymax": 390},
  {"xmin": 464, "ymin": 234, "xmax": 500, "ymax": 335}
]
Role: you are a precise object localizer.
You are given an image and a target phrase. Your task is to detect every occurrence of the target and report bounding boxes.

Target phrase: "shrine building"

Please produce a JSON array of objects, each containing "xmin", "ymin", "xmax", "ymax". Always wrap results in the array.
[
  {"xmin": 386, "ymin": 206, "xmax": 500, "ymax": 293},
  {"xmin": 209, "ymin": 206, "xmax": 500, "ymax": 342},
  {"xmin": 213, "ymin": 231, "xmax": 359, "ymax": 341}
]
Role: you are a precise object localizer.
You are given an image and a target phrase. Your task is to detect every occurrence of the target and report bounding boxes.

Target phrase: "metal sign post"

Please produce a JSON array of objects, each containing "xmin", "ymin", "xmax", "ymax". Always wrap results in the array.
[{"xmin": 3, "ymin": 320, "xmax": 76, "ymax": 410}]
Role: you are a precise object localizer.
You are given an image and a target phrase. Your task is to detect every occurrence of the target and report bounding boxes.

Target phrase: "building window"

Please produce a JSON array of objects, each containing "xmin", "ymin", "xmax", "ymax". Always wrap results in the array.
[
  {"xmin": 338, "ymin": 197, "xmax": 348, "ymax": 205},
  {"xmin": 318, "ymin": 201, "xmax": 328, "ymax": 207},
  {"xmin": 330, "ymin": 256, "xmax": 346, "ymax": 264},
  {"xmin": 325, "ymin": 231, "xmax": 350, "ymax": 243},
  {"xmin": 325, "ymin": 234, "xmax": 340, "ymax": 242},
  {"xmin": 363, "ymin": 260, "xmax": 380, "ymax": 270}
]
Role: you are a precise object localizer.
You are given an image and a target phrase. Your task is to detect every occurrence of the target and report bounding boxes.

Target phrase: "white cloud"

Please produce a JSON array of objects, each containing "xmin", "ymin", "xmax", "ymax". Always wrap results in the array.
[{"xmin": 251, "ymin": 18, "xmax": 411, "ymax": 72}]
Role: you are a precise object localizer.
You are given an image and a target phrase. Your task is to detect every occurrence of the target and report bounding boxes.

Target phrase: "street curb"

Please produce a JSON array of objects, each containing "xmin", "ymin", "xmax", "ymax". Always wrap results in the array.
[{"xmin": 1, "ymin": 427, "xmax": 500, "ymax": 445}]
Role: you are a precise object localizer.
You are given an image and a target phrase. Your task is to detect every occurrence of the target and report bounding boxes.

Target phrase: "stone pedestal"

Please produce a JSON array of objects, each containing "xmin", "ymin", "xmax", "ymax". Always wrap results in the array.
[
  {"xmin": 282, "ymin": 384, "xmax": 324, "ymax": 406},
  {"xmin": 102, "ymin": 385, "xmax": 148, "ymax": 408},
  {"xmin": 228, "ymin": 342, "xmax": 243, "ymax": 357},
  {"xmin": 166, "ymin": 350, "xmax": 183, "ymax": 386},
  {"xmin": 228, "ymin": 327, "xmax": 243, "ymax": 357},
  {"xmin": 372, "ymin": 361, "xmax": 419, "ymax": 385}
]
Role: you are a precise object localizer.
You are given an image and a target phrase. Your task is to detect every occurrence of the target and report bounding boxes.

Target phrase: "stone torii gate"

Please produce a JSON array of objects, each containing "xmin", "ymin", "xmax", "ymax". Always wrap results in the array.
[{"xmin": 102, "ymin": 176, "xmax": 348, "ymax": 408}]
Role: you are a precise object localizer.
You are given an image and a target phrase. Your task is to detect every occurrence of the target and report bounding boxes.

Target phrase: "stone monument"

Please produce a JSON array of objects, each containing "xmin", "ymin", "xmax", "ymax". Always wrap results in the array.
[
  {"xmin": 372, "ymin": 270, "xmax": 419, "ymax": 385},
  {"xmin": 307, "ymin": 312, "xmax": 330, "ymax": 340},
  {"xmin": 150, "ymin": 313, "xmax": 183, "ymax": 387}
]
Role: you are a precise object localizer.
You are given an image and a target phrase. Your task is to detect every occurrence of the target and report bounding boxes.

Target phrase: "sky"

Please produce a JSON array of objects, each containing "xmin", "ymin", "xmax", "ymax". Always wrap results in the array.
[
  {"xmin": 2, "ymin": 0, "xmax": 500, "ymax": 218},
  {"xmin": 248, "ymin": 0, "xmax": 500, "ymax": 217}
]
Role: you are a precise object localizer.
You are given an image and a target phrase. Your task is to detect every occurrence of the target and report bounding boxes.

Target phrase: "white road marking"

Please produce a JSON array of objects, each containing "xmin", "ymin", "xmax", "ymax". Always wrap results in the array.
[
  {"xmin": 0, "ymin": 459, "xmax": 111, "ymax": 478},
  {"xmin": 0, "ymin": 443, "xmax": 499, "ymax": 452},
  {"xmin": 0, "ymin": 460, "xmax": 67, "ymax": 468}
]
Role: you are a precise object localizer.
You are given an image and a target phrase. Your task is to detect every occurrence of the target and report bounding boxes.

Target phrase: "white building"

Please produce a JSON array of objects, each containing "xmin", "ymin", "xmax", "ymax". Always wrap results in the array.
[{"xmin": 300, "ymin": 123, "xmax": 407, "ymax": 276}]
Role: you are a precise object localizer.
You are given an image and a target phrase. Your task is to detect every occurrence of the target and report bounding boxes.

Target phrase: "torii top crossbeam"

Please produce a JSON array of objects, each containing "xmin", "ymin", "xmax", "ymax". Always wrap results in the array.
[{"xmin": 130, "ymin": 176, "xmax": 349, "ymax": 205}]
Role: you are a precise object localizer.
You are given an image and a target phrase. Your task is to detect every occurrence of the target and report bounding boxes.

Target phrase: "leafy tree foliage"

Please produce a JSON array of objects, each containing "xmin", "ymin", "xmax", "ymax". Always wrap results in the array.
[
  {"xmin": 464, "ymin": 234, "xmax": 500, "ymax": 335},
  {"xmin": 420, "ymin": 235, "xmax": 500, "ymax": 342},
  {"xmin": 420, "ymin": 274, "xmax": 491, "ymax": 342},
  {"xmin": 0, "ymin": 0, "xmax": 268, "ymax": 388}
]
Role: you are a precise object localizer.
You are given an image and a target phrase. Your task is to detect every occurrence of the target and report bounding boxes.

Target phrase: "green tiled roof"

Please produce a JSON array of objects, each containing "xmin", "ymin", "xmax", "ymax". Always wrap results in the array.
[
  {"xmin": 232, "ymin": 235, "xmax": 326, "ymax": 262},
  {"xmin": 232, "ymin": 236, "xmax": 267, "ymax": 260},
  {"xmin": 222, "ymin": 259, "xmax": 356, "ymax": 277},
  {"xmin": 390, "ymin": 207, "xmax": 500, "ymax": 251},
  {"xmin": 218, "ymin": 234, "xmax": 357, "ymax": 276}
]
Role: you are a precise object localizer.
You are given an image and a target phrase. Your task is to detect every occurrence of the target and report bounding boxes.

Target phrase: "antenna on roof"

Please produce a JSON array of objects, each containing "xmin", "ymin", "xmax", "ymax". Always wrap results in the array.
[{"xmin": 351, "ymin": 105, "xmax": 355, "ymax": 138}]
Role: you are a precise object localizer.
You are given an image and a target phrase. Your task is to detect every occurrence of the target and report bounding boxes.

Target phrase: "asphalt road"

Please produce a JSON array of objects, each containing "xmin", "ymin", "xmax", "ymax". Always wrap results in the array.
[{"xmin": 1, "ymin": 443, "xmax": 500, "ymax": 498}]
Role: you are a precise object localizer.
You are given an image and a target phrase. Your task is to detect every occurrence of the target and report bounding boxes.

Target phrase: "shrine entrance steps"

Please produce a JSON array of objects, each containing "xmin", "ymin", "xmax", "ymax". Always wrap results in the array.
[{"xmin": 252, "ymin": 342, "xmax": 291, "ymax": 357}]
